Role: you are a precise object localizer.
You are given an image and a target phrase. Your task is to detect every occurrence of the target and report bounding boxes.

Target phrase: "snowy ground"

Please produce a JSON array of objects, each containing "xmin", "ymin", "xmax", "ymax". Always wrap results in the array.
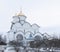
[
  {"xmin": 4, "ymin": 47, "xmax": 60, "ymax": 52},
  {"xmin": 1, "ymin": 46, "xmax": 60, "ymax": 52}
]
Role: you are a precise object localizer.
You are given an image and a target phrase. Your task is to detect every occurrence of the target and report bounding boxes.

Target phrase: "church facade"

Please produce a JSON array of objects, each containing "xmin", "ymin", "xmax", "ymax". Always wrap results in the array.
[
  {"xmin": 4, "ymin": 11, "xmax": 44, "ymax": 52},
  {"xmin": 6, "ymin": 10, "xmax": 43, "ymax": 43},
  {"xmin": 0, "ymin": 10, "xmax": 51, "ymax": 52}
]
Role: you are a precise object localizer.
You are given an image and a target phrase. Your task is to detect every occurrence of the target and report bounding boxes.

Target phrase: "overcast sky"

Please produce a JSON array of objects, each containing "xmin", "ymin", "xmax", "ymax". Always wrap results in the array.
[{"xmin": 0, "ymin": 0, "xmax": 60, "ymax": 34}]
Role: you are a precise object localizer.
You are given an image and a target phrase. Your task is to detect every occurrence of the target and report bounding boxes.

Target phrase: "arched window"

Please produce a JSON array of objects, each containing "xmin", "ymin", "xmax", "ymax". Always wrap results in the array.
[
  {"xmin": 16, "ymin": 34, "xmax": 23, "ymax": 42},
  {"xmin": 34, "ymin": 35, "xmax": 41, "ymax": 41}
]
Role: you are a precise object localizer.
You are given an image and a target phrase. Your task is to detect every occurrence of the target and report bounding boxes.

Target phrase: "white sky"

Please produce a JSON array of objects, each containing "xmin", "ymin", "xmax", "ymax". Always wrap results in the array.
[{"xmin": 0, "ymin": 0, "xmax": 60, "ymax": 33}]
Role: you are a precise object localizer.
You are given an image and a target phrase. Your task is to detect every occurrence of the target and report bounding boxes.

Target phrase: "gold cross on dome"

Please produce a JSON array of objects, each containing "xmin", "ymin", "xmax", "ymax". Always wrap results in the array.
[{"xmin": 17, "ymin": 8, "xmax": 25, "ymax": 16}]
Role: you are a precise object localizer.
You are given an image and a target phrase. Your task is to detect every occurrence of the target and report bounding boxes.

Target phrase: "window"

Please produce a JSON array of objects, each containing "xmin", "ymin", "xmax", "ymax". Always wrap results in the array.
[{"xmin": 16, "ymin": 34, "xmax": 23, "ymax": 42}]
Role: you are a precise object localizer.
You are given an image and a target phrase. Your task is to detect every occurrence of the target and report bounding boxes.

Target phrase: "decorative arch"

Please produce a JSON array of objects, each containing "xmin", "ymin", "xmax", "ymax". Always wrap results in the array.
[
  {"xmin": 25, "ymin": 31, "xmax": 33, "ymax": 39},
  {"xmin": 33, "ymin": 32, "xmax": 43, "ymax": 41},
  {"xmin": 15, "ymin": 30, "xmax": 24, "ymax": 42}
]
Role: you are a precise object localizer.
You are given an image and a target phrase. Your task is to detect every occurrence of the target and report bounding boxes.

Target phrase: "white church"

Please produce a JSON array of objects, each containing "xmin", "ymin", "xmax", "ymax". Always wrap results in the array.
[
  {"xmin": 0, "ymin": 10, "xmax": 51, "ymax": 52},
  {"xmin": 6, "ymin": 10, "xmax": 43, "ymax": 43}
]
